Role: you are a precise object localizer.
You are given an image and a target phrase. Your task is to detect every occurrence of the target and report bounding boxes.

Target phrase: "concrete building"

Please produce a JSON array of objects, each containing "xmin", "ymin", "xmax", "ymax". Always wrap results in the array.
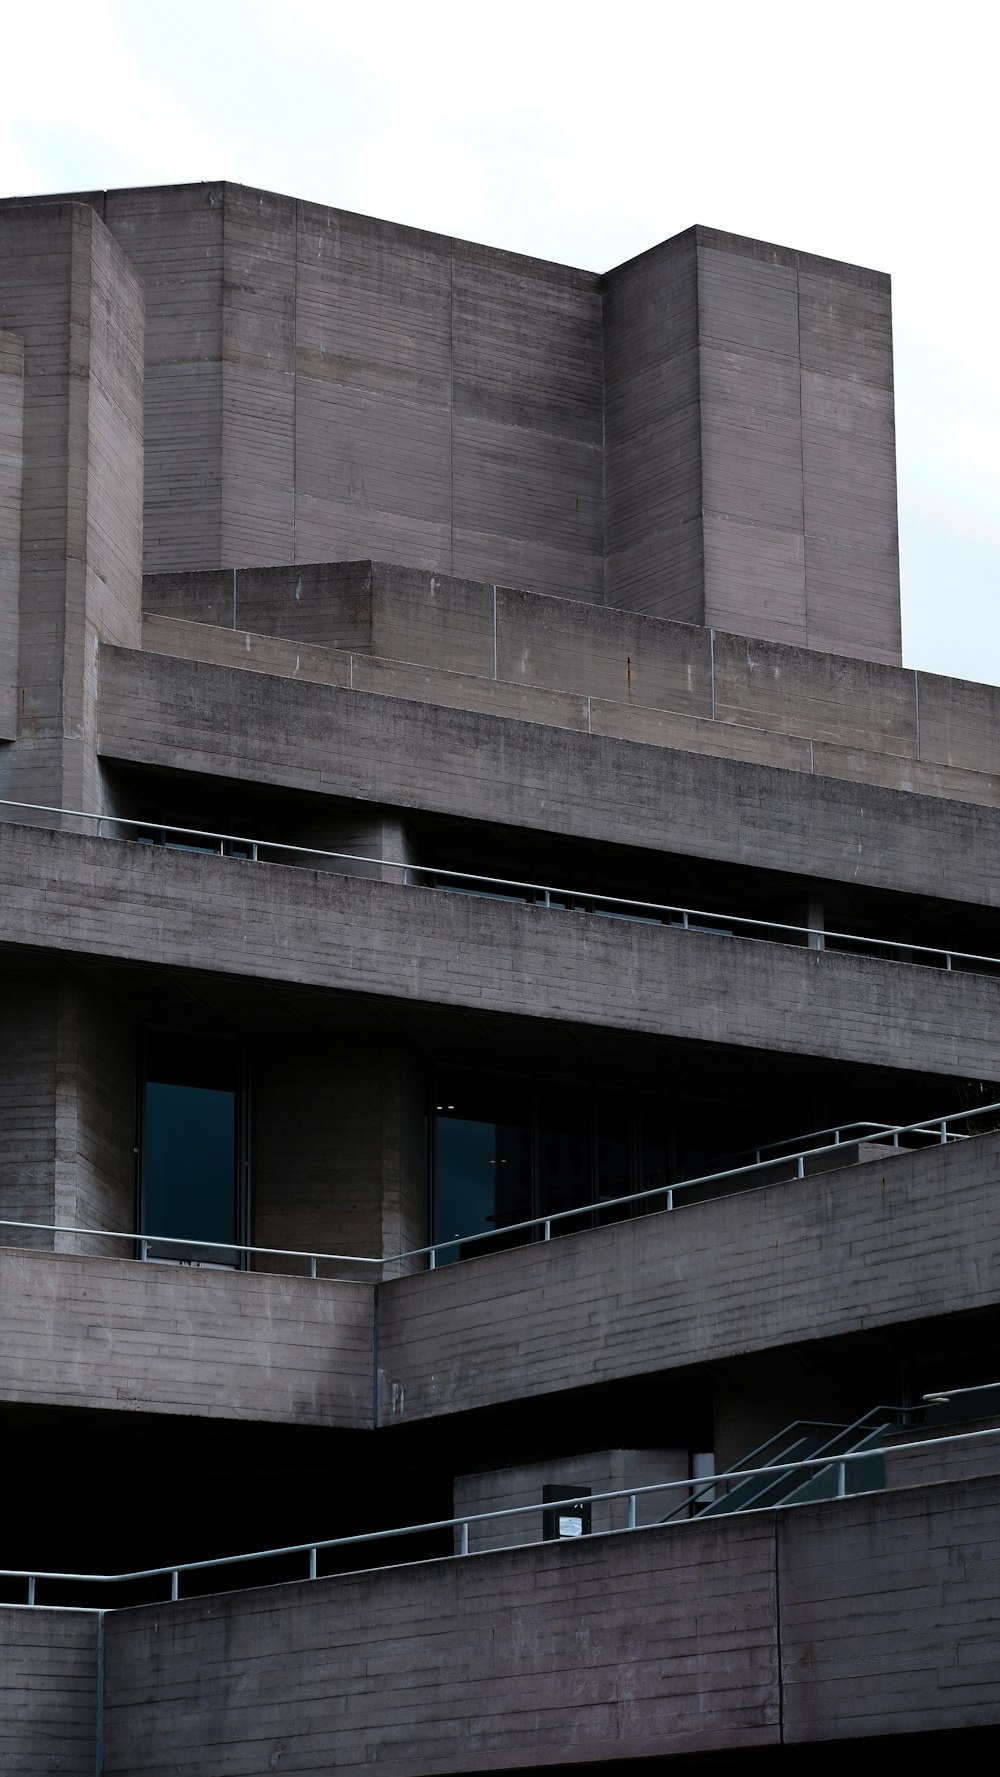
[{"xmin": 1, "ymin": 182, "xmax": 999, "ymax": 1772}]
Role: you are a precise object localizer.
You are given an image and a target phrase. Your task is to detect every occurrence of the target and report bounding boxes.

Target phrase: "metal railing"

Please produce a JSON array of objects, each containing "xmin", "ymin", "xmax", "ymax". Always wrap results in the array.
[
  {"xmin": 5, "ymin": 1421, "xmax": 999, "ymax": 1613},
  {"xmin": 2, "ymin": 796, "xmax": 999, "ymax": 977},
  {"xmin": 0, "ymin": 1101, "xmax": 992, "ymax": 1279}
]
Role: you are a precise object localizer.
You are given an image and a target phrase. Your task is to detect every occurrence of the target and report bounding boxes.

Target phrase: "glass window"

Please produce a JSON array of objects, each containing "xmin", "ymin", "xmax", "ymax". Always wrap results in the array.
[
  {"xmin": 141, "ymin": 1033, "xmax": 244, "ymax": 1265},
  {"xmin": 640, "ymin": 1097, "xmax": 673, "ymax": 1212},
  {"xmin": 596, "ymin": 1090, "xmax": 632, "ymax": 1223},
  {"xmin": 537, "ymin": 1083, "xmax": 592, "ymax": 1231},
  {"xmin": 433, "ymin": 1072, "xmax": 531, "ymax": 1262}
]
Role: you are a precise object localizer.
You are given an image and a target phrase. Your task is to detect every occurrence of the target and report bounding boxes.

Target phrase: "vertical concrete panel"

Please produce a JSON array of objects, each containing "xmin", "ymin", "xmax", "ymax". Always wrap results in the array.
[
  {"xmin": 451, "ymin": 241, "xmax": 603, "ymax": 600},
  {"xmin": 696, "ymin": 240, "xmax": 807, "ymax": 647},
  {"xmin": 0, "ymin": 329, "xmax": 22, "ymax": 742},
  {"xmin": 0, "ymin": 970, "xmax": 133, "ymax": 1254},
  {"xmin": 604, "ymin": 230, "xmax": 703, "ymax": 620},
  {"xmin": 0, "ymin": 970, "xmax": 59, "ymax": 1247},
  {"xmin": 293, "ymin": 202, "xmax": 452, "ymax": 570},
  {"xmin": 0, "ymin": 201, "xmax": 143, "ymax": 816},
  {"xmin": 221, "ymin": 185, "xmax": 296, "ymax": 565},
  {"xmin": 104, "ymin": 183, "xmax": 223, "ymax": 572},
  {"xmin": 56, "ymin": 976, "xmax": 135, "ymax": 1253},
  {"xmin": 798, "ymin": 263, "xmax": 900, "ymax": 663}
]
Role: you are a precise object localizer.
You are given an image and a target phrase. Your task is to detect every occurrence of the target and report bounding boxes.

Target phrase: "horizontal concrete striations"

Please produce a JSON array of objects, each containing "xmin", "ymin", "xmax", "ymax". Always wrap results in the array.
[
  {"xmin": 0, "ymin": 200, "xmax": 144, "ymax": 814},
  {"xmin": 102, "ymin": 1511, "xmax": 781, "ymax": 1771},
  {"xmin": 139, "ymin": 562, "xmax": 1000, "ymax": 796},
  {"xmin": 0, "ymin": 1247, "xmax": 373, "ymax": 1427},
  {"xmin": 603, "ymin": 227, "xmax": 900, "ymax": 657},
  {"xmin": 0, "ymin": 1606, "xmax": 96, "ymax": 1776},
  {"xmin": 139, "ymin": 602, "xmax": 1000, "ymax": 811},
  {"xmin": 0, "ymin": 329, "xmax": 22, "ymax": 741},
  {"xmin": 3, "ymin": 824, "xmax": 1000, "ymax": 1079},
  {"xmin": 376, "ymin": 1136, "xmax": 1000, "ymax": 1423},
  {"xmin": 95, "ymin": 1477, "xmax": 1000, "ymax": 1769},
  {"xmin": 779, "ymin": 1477, "xmax": 1000, "ymax": 1741},
  {"xmin": 102, "ymin": 646, "xmax": 1000, "ymax": 907}
]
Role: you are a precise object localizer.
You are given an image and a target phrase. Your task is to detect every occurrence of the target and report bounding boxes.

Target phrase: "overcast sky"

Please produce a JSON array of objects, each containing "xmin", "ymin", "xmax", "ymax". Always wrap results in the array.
[{"xmin": 3, "ymin": 1, "xmax": 998, "ymax": 685}]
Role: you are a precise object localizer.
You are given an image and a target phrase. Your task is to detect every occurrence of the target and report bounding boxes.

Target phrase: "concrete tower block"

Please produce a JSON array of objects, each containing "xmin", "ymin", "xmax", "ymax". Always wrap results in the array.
[
  {"xmin": 604, "ymin": 226, "xmax": 900, "ymax": 663},
  {"xmin": 0, "ymin": 201, "xmax": 144, "ymax": 817},
  {"xmin": 0, "ymin": 329, "xmax": 22, "ymax": 742}
]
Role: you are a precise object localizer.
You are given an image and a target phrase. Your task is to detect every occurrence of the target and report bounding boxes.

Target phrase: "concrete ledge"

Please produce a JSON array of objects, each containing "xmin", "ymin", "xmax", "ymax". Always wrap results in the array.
[
  {"xmin": 102, "ymin": 645, "xmax": 1000, "ymax": 908},
  {"xmin": 139, "ymin": 612, "xmax": 1000, "ymax": 813}
]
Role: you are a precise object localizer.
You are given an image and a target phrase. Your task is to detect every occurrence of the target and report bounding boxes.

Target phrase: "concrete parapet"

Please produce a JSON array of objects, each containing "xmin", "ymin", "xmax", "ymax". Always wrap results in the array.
[
  {"xmin": 101, "ymin": 645, "xmax": 1000, "ymax": 909},
  {"xmin": 140, "ymin": 562, "xmax": 1000, "ymax": 810},
  {"xmin": 377, "ymin": 1134, "xmax": 1000, "ymax": 1424},
  {"xmin": 0, "ymin": 1245, "xmax": 373, "ymax": 1428}
]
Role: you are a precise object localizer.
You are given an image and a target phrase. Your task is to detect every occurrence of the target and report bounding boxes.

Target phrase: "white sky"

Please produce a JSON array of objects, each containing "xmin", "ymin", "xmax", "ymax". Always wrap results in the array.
[{"xmin": 3, "ymin": 0, "xmax": 998, "ymax": 684}]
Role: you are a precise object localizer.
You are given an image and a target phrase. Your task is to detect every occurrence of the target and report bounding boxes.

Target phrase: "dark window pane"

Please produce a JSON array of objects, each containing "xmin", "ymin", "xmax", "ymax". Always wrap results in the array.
[
  {"xmin": 143, "ymin": 1034, "xmax": 240, "ymax": 1260},
  {"xmin": 640, "ymin": 1097, "xmax": 673, "ymax": 1214},
  {"xmin": 538, "ymin": 1083, "xmax": 591, "ymax": 1231},
  {"xmin": 433, "ymin": 1072, "xmax": 531, "ymax": 1262},
  {"xmin": 596, "ymin": 1091, "xmax": 632, "ymax": 1222}
]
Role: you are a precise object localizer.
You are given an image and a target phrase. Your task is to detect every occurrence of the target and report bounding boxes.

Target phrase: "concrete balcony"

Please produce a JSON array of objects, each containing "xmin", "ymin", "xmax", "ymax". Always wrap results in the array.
[
  {"xmin": 0, "ymin": 821, "xmax": 998, "ymax": 1080},
  {"xmin": 0, "ymin": 1247, "xmax": 372, "ymax": 1429},
  {"xmin": 1, "ymin": 1132, "xmax": 996, "ymax": 1432},
  {"xmin": 376, "ymin": 1132, "xmax": 1000, "ymax": 1425},
  {"xmin": 6, "ymin": 1474, "xmax": 1000, "ymax": 1771}
]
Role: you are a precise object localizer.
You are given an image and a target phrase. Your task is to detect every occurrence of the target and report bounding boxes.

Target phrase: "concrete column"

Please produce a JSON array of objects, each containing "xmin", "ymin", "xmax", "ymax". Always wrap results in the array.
[
  {"xmin": 807, "ymin": 892, "xmax": 825, "ymax": 951},
  {"xmin": 253, "ymin": 1034, "xmax": 426, "ymax": 1277},
  {"xmin": 0, "ymin": 202, "xmax": 144, "ymax": 821},
  {"xmin": 0, "ymin": 969, "xmax": 135, "ymax": 1254}
]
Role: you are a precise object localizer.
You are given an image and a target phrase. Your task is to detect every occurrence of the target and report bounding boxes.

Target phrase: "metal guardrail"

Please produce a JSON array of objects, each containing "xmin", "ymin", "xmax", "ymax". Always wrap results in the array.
[
  {"xmin": 0, "ymin": 1102, "xmax": 989, "ymax": 1278},
  {"xmin": 5, "ymin": 1422, "xmax": 999, "ymax": 1612},
  {"xmin": 2, "ymin": 796, "xmax": 999, "ymax": 976}
]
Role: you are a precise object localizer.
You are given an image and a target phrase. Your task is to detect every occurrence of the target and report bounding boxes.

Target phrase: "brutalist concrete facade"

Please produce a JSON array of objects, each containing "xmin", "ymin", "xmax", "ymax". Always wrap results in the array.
[{"xmin": 0, "ymin": 185, "xmax": 998, "ymax": 1774}]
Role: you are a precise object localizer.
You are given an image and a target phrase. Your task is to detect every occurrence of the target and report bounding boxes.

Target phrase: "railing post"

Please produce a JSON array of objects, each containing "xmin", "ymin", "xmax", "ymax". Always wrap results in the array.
[
  {"xmin": 945, "ymin": 951, "xmax": 953, "ymax": 971},
  {"xmin": 666, "ymin": 1188, "xmax": 673, "ymax": 1211},
  {"xmin": 309, "ymin": 1548, "xmax": 317, "ymax": 1581},
  {"xmin": 796, "ymin": 1155, "xmax": 805, "ymax": 1179},
  {"xmin": 939, "ymin": 1120, "xmax": 947, "ymax": 1144},
  {"xmin": 139, "ymin": 1236, "xmax": 148, "ymax": 1262},
  {"xmin": 170, "ymin": 1570, "xmax": 179, "ymax": 1601},
  {"xmin": 27, "ymin": 1576, "xmax": 35, "ymax": 1607},
  {"xmin": 428, "ymin": 1248, "xmax": 436, "ymax": 1271},
  {"xmin": 310, "ymin": 1255, "xmax": 317, "ymax": 1280},
  {"xmin": 627, "ymin": 1494, "xmax": 636, "ymax": 1531},
  {"xmin": 836, "ymin": 1462, "xmax": 846, "ymax": 1498},
  {"xmin": 460, "ymin": 1522, "xmax": 469, "ymax": 1556},
  {"xmin": 543, "ymin": 1219, "xmax": 551, "ymax": 1241}
]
